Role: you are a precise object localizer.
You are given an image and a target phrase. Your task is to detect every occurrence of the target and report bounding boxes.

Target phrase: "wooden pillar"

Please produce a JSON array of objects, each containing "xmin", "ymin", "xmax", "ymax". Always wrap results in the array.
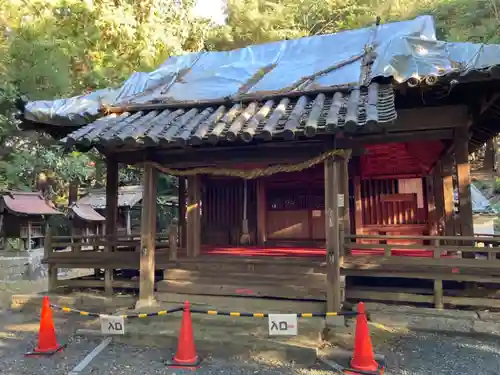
[
  {"xmin": 137, "ymin": 164, "xmax": 158, "ymax": 307},
  {"xmin": 125, "ymin": 208, "xmax": 132, "ymax": 235},
  {"xmin": 256, "ymin": 178, "xmax": 267, "ymax": 246},
  {"xmin": 339, "ymin": 155, "xmax": 350, "ymax": 256},
  {"xmin": 186, "ymin": 175, "xmax": 201, "ymax": 257},
  {"xmin": 432, "ymin": 162, "xmax": 445, "ymax": 235},
  {"xmin": 178, "ymin": 177, "xmax": 187, "ymax": 249},
  {"xmin": 340, "ymin": 157, "xmax": 350, "ymax": 235},
  {"xmin": 44, "ymin": 224, "xmax": 57, "ymax": 293},
  {"xmin": 325, "ymin": 153, "xmax": 341, "ymax": 312},
  {"xmin": 353, "ymin": 176, "xmax": 362, "ymax": 236},
  {"xmin": 426, "ymin": 175, "xmax": 438, "ymax": 235},
  {"xmin": 442, "ymin": 154, "xmax": 455, "ymax": 237},
  {"xmin": 104, "ymin": 157, "xmax": 119, "ymax": 295},
  {"xmin": 27, "ymin": 222, "xmax": 32, "ymax": 251},
  {"xmin": 454, "ymin": 127, "xmax": 474, "ymax": 237}
]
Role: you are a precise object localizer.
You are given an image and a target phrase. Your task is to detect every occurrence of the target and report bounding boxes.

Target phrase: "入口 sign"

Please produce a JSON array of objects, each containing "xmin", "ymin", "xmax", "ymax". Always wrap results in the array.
[
  {"xmin": 100, "ymin": 315, "xmax": 125, "ymax": 335},
  {"xmin": 268, "ymin": 314, "xmax": 298, "ymax": 336}
]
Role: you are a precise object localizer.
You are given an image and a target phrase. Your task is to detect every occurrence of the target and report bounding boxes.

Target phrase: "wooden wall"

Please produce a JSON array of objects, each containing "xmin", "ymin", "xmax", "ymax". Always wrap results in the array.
[
  {"xmin": 359, "ymin": 178, "xmax": 427, "ymax": 226},
  {"xmin": 201, "ymin": 176, "xmax": 257, "ymax": 245}
]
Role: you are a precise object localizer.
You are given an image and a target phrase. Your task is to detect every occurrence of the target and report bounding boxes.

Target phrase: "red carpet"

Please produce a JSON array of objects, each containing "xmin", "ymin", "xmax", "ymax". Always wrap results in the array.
[{"xmin": 202, "ymin": 246, "xmax": 450, "ymax": 258}]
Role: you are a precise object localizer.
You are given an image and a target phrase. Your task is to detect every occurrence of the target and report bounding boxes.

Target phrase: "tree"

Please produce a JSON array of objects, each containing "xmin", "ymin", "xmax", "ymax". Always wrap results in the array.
[{"xmin": 0, "ymin": 0, "xmax": 207, "ymax": 201}]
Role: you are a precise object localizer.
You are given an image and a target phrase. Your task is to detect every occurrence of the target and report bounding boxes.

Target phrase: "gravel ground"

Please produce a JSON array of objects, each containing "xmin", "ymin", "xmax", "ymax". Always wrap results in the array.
[
  {"xmin": 381, "ymin": 332, "xmax": 500, "ymax": 375},
  {"xmin": 2, "ymin": 266, "xmax": 500, "ymax": 375},
  {"xmin": 85, "ymin": 341, "xmax": 332, "ymax": 375},
  {"xmin": 2, "ymin": 327, "xmax": 500, "ymax": 374}
]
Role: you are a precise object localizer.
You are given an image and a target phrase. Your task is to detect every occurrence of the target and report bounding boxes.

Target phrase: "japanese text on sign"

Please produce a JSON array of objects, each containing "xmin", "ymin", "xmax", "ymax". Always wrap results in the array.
[
  {"xmin": 100, "ymin": 315, "xmax": 125, "ymax": 335},
  {"xmin": 268, "ymin": 314, "xmax": 298, "ymax": 336}
]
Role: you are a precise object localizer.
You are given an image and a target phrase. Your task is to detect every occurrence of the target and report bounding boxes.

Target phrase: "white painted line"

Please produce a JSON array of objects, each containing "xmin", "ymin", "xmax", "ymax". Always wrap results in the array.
[{"xmin": 68, "ymin": 337, "xmax": 112, "ymax": 375}]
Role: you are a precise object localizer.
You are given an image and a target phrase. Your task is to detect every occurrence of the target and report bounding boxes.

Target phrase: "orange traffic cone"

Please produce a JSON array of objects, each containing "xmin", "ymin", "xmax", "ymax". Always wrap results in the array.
[
  {"xmin": 165, "ymin": 301, "xmax": 202, "ymax": 368},
  {"xmin": 344, "ymin": 302, "xmax": 384, "ymax": 374},
  {"xmin": 25, "ymin": 296, "xmax": 65, "ymax": 356}
]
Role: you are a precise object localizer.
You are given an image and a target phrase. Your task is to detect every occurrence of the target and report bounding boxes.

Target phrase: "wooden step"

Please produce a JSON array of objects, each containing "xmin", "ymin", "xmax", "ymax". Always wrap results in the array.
[
  {"xmin": 156, "ymin": 279, "xmax": 325, "ymax": 300},
  {"xmin": 156, "ymin": 292, "xmax": 326, "ymax": 315},
  {"xmin": 163, "ymin": 268, "xmax": 326, "ymax": 283},
  {"xmin": 165, "ymin": 260, "xmax": 325, "ymax": 274}
]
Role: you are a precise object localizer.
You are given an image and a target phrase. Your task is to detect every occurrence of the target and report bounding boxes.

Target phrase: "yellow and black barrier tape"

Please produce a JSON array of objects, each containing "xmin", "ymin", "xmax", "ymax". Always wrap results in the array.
[
  {"xmin": 50, "ymin": 304, "xmax": 184, "ymax": 319},
  {"xmin": 50, "ymin": 303, "xmax": 359, "ymax": 319},
  {"xmin": 189, "ymin": 308, "xmax": 359, "ymax": 318}
]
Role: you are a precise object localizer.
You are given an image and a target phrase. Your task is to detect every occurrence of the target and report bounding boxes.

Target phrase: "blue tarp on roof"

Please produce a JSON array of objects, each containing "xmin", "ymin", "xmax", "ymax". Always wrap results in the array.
[{"xmin": 23, "ymin": 15, "xmax": 500, "ymax": 127}]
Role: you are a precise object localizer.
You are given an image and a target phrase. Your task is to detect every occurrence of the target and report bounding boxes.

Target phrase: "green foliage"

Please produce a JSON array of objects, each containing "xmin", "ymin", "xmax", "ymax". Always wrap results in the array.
[
  {"xmin": 0, "ymin": 0, "xmax": 205, "ymax": 201},
  {"xmin": 493, "ymin": 178, "xmax": 500, "ymax": 195}
]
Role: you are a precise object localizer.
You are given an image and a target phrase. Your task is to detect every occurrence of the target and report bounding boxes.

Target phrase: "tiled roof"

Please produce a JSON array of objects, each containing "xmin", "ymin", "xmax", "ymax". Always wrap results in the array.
[
  {"xmin": 0, "ymin": 191, "xmax": 62, "ymax": 216},
  {"xmin": 69, "ymin": 203, "xmax": 105, "ymax": 222},
  {"xmin": 62, "ymin": 83, "xmax": 396, "ymax": 148},
  {"xmin": 77, "ymin": 185, "xmax": 143, "ymax": 209}
]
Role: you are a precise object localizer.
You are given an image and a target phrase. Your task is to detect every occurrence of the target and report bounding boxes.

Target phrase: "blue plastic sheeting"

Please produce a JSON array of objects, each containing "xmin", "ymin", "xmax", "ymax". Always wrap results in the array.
[{"xmin": 23, "ymin": 15, "xmax": 500, "ymax": 126}]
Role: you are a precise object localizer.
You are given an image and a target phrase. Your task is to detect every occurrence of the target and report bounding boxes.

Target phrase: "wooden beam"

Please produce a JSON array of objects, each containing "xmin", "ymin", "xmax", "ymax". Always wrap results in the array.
[
  {"xmin": 324, "ymin": 152, "xmax": 341, "ymax": 312},
  {"xmin": 105, "ymin": 129, "xmax": 453, "ymax": 168},
  {"xmin": 178, "ymin": 177, "xmax": 187, "ymax": 249},
  {"xmin": 256, "ymin": 178, "xmax": 267, "ymax": 246},
  {"xmin": 137, "ymin": 164, "xmax": 158, "ymax": 307},
  {"xmin": 386, "ymin": 105, "xmax": 468, "ymax": 132},
  {"xmin": 187, "ymin": 175, "xmax": 201, "ymax": 257},
  {"xmin": 104, "ymin": 157, "xmax": 119, "ymax": 295}
]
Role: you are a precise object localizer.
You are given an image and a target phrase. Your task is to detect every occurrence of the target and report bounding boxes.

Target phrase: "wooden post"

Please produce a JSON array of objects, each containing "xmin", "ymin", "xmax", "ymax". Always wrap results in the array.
[
  {"xmin": 442, "ymin": 154, "xmax": 455, "ymax": 237},
  {"xmin": 325, "ymin": 153, "xmax": 341, "ymax": 312},
  {"xmin": 178, "ymin": 177, "xmax": 186, "ymax": 249},
  {"xmin": 104, "ymin": 157, "xmax": 119, "ymax": 295},
  {"xmin": 186, "ymin": 175, "xmax": 201, "ymax": 257},
  {"xmin": 339, "ymin": 155, "xmax": 350, "ymax": 255},
  {"xmin": 168, "ymin": 218, "xmax": 178, "ymax": 261},
  {"xmin": 353, "ymin": 176, "xmax": 362, "ymax": 237},
  {"xmin": 125, "ymin": 207, "xmax": 132, "ymax": 235},
  {"xmin": 137, "ymin": 164, "xmax": 158, "ymax": 308},
  {"xmin": 432, "ymin": 162, "xmax": 445, "ymax": 235},
  {"xmin": 455, "ymin": 127, "xmax": 474, "ymax": 237},
  {"xmin": 44, "ymin": 224, "xmax": 57, "ymax": 293},
  {"xmin": 426, "ymin": 175, "xmax": 438, "ymax": 235},
  {"xmin": 27, "ymin": 222, "xmax": 32, "ymax": 251},
  {"xmin": 256, "ymin": 178, "xmax": 267, "ymax": 246}
]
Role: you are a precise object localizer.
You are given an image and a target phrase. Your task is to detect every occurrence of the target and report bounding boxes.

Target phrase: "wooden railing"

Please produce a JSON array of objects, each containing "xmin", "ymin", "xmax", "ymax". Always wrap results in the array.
[
  {"xmin": 43, "ymin": 223, "xmax": 180, "ymax": 294},
  {"xmin": 342, "ymin": 233, "xmax": 500, "ymax": 309}
]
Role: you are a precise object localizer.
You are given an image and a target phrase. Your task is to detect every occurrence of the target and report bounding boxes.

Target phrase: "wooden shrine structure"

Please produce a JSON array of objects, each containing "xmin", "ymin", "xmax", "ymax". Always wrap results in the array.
[
  {"xmin": 0, "ymin": 191, "xmax": 62, "ymax": 250},
  {"xmin": 18, "ymin": 18, "xmax": 500, "ymax": 311}
]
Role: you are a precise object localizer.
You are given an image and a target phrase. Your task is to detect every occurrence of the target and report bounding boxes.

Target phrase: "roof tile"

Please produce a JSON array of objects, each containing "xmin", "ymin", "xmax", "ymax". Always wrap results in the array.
[{"xmin": 63, "ymin": 83, "xmax": 396, "ymax": 148}]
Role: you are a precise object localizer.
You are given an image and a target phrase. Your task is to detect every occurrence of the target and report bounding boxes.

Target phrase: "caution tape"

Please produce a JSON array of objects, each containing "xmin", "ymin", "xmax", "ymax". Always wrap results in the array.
[
  {"xmin": 50, "ymin": 304, "xmax": 184, "ymax": 319},
  {"xmin": 189, "ymin": 308, "xmax": 359, "ymax": 318},
  {"xmin": 50, "ymin": 303, "xmax": 359, "ymax": 319}
]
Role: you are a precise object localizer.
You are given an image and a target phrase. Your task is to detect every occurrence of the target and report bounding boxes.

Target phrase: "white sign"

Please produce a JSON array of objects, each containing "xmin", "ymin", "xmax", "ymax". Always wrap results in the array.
[
  {"xmin": 268, "ymin": 314, "xmax": 298, "ymax": 336},
  {"xmin": 312, "ymin": 210, "xmax": 322, "ymax": 217},
  {"xmin": 100, "ymin": 315, "xmax": 125, "ymax": 335},
  {"xmin": 337, "ymin": 194, "xmax": 345, "ymax": 207}
]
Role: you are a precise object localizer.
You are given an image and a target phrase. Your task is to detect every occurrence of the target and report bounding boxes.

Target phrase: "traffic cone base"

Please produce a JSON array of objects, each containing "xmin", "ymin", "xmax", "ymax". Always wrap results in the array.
[
  {"xmin": 25, "ymin": 344, "xmax": 66, "ymax": 357},
  {"xmin": 165, "ymin": 356, "xmax": 202, "ymax": 368},
  {"xmin": 343, "ymin": 359, "xmax": 385, "ymax": 375},
  {"xmin": 166, "ymin": 301, "xmax": 202, "ymax": 369},
  {"xmin": 25, "ymin": 296, "xmax": 65, "ymax": 357}
]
